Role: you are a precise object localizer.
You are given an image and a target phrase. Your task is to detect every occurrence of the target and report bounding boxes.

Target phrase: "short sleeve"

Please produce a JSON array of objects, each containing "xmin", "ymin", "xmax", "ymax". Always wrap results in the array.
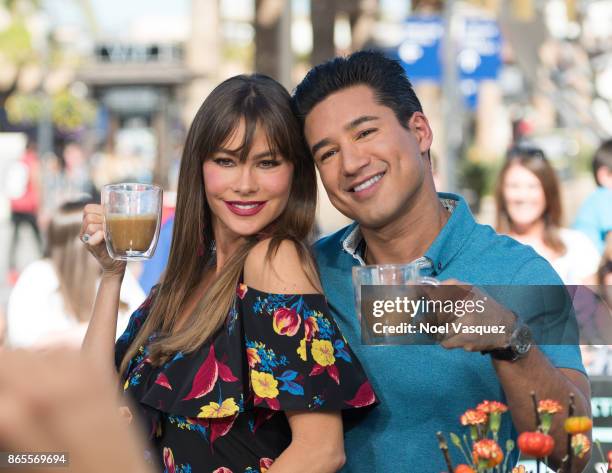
[
  {"xmin": 237, "ymin": 284, "xmax": 377, "ymax": 412},
  {"xmin": 508, "ymin": 257, "xmax": 586, "ymax": 375}
]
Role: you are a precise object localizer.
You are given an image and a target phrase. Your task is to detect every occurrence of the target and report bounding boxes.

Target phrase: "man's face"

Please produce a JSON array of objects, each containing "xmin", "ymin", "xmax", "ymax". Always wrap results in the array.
[{"xmin": 303, "ymin": 85, "xmax": 433, "ymax": 229}]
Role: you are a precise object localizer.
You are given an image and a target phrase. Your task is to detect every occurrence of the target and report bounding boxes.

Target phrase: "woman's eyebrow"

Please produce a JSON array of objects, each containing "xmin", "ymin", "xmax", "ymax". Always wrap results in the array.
[
  {"xmin": 252, "ymin": 151, "xmax": 274, "ymax": 159},
  {"xmin": 215, "ymin": 148, "xmax": 275, "ymax": 160}
]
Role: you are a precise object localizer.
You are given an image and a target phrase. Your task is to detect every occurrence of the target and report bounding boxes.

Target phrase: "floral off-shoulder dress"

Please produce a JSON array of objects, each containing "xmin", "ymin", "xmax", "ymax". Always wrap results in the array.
[{"xmin": 115, "ymin": 283, "xmax": 377, "ymax": 473}]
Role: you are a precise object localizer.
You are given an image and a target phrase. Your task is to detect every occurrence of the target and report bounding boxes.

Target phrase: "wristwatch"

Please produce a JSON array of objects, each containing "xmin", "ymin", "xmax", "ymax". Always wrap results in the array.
[{"xmin": 483, "ymin": 321, "xmax": 534, "ymax": 362}]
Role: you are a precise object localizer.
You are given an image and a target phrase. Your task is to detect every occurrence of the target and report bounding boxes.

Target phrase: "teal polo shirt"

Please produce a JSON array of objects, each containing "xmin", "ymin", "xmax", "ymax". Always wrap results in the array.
[{"xmin": 314, "ymin": 193, "xmax": 585, "ymax": 473}]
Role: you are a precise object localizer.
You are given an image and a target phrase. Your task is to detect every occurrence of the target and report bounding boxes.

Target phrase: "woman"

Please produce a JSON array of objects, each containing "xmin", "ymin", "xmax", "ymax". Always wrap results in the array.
[
  {"xmin": 7, "ymin": 199, "xmax": 144, "ymax": 348},
  {"xmin": 495, "ymin": 147, "xmax": 600, "ymax": 285},
  {"xmin": 81, "ymin": 75, "xmax": 376, "ymax": 473}
]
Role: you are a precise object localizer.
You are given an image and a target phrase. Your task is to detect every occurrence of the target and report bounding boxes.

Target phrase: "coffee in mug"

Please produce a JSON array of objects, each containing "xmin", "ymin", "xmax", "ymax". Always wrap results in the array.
[
  {"xmin": 106, "ymin": 214, "xmax": 158, "ymax": 253},
  {"xmin": 102, "ymin": 183, "xmax": 163, "ymax": 261}
]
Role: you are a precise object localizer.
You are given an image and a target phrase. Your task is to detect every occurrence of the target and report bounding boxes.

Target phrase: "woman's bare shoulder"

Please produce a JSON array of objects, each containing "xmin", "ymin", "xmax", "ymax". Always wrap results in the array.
[{"xmin": 243, "ymin": 238, "xmax": 320, "ymax": 294}]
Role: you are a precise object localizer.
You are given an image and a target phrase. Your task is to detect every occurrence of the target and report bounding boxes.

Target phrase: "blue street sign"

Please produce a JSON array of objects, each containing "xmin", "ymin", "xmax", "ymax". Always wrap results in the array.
[
  {"xmin": 394, "ymin": 16, "xmax": 503, "ymax": 108},
  {"xmin": 396, "ymin": 16, "xmax": 444, "ymax": 83}
]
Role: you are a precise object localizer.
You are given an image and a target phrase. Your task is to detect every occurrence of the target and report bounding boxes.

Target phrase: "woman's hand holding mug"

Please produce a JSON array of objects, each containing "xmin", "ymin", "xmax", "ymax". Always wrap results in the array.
[{"xmin": 80, "ymin": 204, "xmax": 127, "ymax": 277}]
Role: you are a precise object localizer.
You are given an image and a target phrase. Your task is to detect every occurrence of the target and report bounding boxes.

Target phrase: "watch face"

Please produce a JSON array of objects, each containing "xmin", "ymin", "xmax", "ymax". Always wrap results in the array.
[{"xmin": 514, "ymin": 325, "xmax": 533, "ymax": 355}]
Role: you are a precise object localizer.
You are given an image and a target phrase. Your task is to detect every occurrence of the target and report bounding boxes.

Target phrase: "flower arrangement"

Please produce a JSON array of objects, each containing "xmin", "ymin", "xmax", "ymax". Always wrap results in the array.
[{"xmin": 436, "ymin": 391, "xmax": 601, "ymax": 473}]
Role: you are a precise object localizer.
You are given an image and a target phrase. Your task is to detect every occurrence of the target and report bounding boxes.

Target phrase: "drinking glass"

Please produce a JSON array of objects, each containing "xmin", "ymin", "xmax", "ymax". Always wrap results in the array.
[
  {"xmin": 352, "ymin": 263, "xmax": 438, "ymax": 321},
  {"xmin": 102, "ymin": 183, "xmax": 162, "ymax": 261}
]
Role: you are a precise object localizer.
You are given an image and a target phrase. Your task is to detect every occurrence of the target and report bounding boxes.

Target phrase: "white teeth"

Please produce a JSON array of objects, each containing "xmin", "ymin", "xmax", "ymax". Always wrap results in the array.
[
  {"xmin": 353, "ymin": 173, "xmax": 383, "ymax": 192},
  {"xmin": 233, "ymin": 204, "xmax": 259, "ymax": 209}
]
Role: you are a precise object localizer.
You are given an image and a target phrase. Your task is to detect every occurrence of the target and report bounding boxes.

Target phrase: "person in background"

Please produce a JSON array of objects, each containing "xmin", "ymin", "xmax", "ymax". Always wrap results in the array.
[
  {"xmin": 574, "ymin": 139, "xmax": 612, "ymax": 253},
  {"xmin": 495, "ymin": 147, "xmax": 600, "ymax": 285},
  {"xmin": 7, "ymin": 200, "xmax": 145, "ymax": 349},
  {"xmin": 62, "ymin": 141, "xmax": 95, "ymax": 200},
  {"xmin": 6, "ymin": 138, "xmax": 43, "ymax": 285}
]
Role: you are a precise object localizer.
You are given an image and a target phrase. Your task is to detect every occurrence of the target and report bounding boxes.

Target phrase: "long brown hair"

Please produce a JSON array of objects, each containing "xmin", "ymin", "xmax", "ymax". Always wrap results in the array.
[
  {"xmin": 495, "ymin": 147, "xmax": 566, "ymax": 255},
  {"xmin": 47, "ymin": 200, "xmax": 102, "ymax": 322},
  {"xmin": 119, "ymin": 75, "xmax": 318, "ymax": 375}
]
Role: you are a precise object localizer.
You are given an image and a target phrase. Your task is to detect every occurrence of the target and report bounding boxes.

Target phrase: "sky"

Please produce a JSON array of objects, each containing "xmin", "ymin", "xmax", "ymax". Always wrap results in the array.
[{"xmin": 43, "ymin": 0, "xmax": 410, "ymax": 38}]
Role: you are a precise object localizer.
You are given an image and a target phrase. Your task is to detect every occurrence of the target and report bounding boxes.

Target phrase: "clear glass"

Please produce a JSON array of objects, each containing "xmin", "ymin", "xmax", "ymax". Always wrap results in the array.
[
  {"xmin": 352, "ymin": 263, "xmax": 438, "ymax": 321},
  {"xmin": 102, "ymin": 183, "xmax": 163, "ymax": 261}
]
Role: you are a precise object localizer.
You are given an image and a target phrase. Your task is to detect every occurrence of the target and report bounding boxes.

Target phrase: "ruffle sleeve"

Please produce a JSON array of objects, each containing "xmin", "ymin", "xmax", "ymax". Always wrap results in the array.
[
  {"xmin": 237, "ymin": 284, "xmax": 377, "ymax": 412},
  {"xmin": 119, "ymin": 283, "xmax": 377, "ymax": 430}
]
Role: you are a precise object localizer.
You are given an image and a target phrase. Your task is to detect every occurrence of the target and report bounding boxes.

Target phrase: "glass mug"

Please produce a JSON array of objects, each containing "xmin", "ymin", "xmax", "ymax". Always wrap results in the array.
[
  {"xmin": 352, "ymin": 263, "xmax": 439, "ymax": 321},
  {"xmin": 102, "ymin": 183, "xmax": 163, "ymax": 261}
]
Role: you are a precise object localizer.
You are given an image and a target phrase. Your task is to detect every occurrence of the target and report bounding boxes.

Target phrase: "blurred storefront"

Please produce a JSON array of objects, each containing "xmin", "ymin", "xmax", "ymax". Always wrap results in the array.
[{"xmin": 77, "ymin": 41, "xmax": 190, "ymax": 188}]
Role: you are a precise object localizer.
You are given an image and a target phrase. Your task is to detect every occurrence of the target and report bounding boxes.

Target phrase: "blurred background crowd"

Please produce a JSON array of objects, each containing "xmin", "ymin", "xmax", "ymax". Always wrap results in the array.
[{"xmin": 0, "ymin": 0, "xmax": 611, "ymax": 468}]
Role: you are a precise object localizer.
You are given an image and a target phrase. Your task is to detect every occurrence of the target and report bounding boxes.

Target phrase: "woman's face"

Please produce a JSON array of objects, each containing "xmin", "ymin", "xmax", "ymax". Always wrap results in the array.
[
  {"xmin": 502, "ymin": 163, "xmax": 547, "ymax": 229},
  {"xmin": 203, "ymin": 120, "xmax": 293, "ymax": 242}
]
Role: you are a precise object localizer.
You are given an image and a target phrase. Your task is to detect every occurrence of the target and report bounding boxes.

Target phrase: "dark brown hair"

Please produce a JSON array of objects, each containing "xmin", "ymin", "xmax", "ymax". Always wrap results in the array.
[
  {"xmin": 119, "ymin": 75, "xmax": 318, "ymax": 374},
  {"xmin": 495, "ymin": 148, "xmax": 566, "ymax": 255},
  {"xmin": 593, "ymin": 139, "xmax": 612, "ymax": 186}
]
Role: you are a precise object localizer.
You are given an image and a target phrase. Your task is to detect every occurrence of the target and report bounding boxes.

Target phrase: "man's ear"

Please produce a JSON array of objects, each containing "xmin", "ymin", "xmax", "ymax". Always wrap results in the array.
[{"xmin": 407, "ymin": 112, "xmax": 433, "ymax": 156}]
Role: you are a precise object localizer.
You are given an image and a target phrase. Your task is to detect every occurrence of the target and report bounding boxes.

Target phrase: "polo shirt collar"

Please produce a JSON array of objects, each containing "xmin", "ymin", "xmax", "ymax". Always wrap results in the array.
[{"xmin": 340, "ymin": 192, "xmax": 476, "ymax": 275}]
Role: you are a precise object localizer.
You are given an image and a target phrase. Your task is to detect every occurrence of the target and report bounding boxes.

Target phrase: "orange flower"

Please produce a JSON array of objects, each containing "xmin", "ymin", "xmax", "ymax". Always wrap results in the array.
[
  {"xmin": 461, "ymin": 409, "xmax": 488, "ymax": 426},
  {"xmin": 472, "ymin": 439, "xmax": 504, "ymax": 468},
  {"xmin": 512, "ymin": 466, "xmax": 526, "ymax": 473},
  {"xmin": 304, "ymin": 316, "xmax": 318, "ymax": 341},
  {"xmin": 571, "ymin": 433, "xmax": 591, "ymax": 459},
  {"xmin": 236, "ymin": 283, "xmax": 248, "ymax": 299},
  {"xmin": 476, "ymin": 400, "xmax": 508, "ymax": 414},
  {"xmin": 537, "ymin": 399, "xmax": 563, "ymax": 414},
  {"xmin": 246, "ymin": 348, "xmax": 260, "ymax": 368},
  {"xmin": 518, "ymin": 431, "xmax": 555, "ymax": 457},
  {"xmin": 564, "ymin": 416, "xmax": 592, "ymax": 434},
  {"xmin": 455, "ymin": 465, "xmax": 476, "ymax": 473}
]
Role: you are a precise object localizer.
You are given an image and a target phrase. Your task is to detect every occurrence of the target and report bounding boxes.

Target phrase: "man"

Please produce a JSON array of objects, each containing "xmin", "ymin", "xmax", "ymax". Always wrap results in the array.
[{"xmin": 292, "ymin": 51, "xmax": 590, "ymax": 472}]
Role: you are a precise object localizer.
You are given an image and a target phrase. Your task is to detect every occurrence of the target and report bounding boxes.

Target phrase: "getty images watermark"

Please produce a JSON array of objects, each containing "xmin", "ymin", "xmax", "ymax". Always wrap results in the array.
[
  {"xmin": 370, "ymin": 293, "xmax": 501, "ymax": 337},
  {"xmin": 357, "ymin": 285, "xmax": 608, "ymax": 346}
]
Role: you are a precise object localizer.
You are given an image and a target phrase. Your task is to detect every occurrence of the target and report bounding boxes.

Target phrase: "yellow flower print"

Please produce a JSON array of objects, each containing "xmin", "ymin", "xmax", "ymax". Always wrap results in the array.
[
  {"xmin": 297, "ymin": 338, "xmax": 307, "ymax": 361},
  {"xmin": 198, "ymin": 397, "xmax": 239, "ymax": 418},
  {"xmin": 311, "ymin": 339, "xmax": 335, "ymax": 366},
  {"xmin": 251, "ymin": 370, "xmax": 279, "ymax": 399}
]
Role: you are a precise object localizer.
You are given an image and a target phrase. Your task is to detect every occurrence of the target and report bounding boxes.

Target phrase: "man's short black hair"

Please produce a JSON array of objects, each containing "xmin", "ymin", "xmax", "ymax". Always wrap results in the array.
[
  {"xmin": 593, "ymin": 139, "xmax": 612, "ymax": 186},
  {"xmin": 292, "ymin": 50, "xmax": 423, "ymax": 130}
]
